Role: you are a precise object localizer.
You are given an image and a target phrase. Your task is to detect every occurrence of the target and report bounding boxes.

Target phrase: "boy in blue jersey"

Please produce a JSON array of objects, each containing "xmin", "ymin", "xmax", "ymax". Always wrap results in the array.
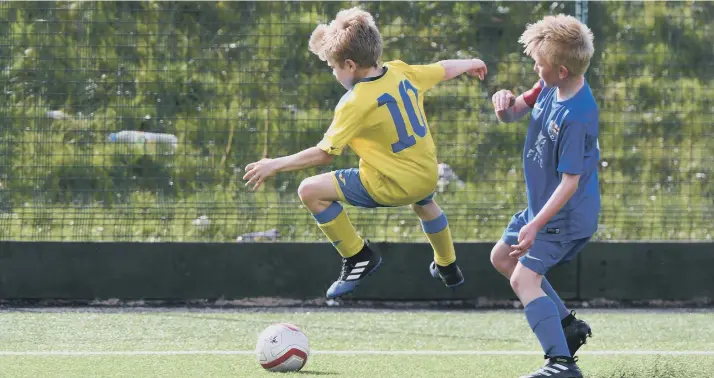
[
  {"xmin": 490, "ymin": 15, "xmax": 599, "ymax": 378},
  {"xmin": 243, "ymin": 7, "xmax": 487, "ymax": 299}
]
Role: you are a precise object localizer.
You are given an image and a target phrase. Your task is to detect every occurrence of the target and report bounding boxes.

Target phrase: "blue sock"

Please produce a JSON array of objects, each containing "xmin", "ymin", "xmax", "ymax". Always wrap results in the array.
[
  {"xmin": 524, "ymin": 296, "xmax": 571, "ymax": 358},
  {"xmin": 541, "ymin": 278, "xmax": 570, "ymax": 320}
]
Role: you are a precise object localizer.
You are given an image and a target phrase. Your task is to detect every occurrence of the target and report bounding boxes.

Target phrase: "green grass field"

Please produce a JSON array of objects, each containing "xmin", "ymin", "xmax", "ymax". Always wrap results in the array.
[{"xmin": 0, "ymin": 308, "xmax": 712, "ymax": 377}]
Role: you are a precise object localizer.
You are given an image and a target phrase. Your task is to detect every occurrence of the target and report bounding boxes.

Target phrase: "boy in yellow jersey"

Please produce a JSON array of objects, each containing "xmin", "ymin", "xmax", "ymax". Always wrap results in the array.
[{"xmin": 243, "ymin": 7, "xmax": 487, "ymax": 299}]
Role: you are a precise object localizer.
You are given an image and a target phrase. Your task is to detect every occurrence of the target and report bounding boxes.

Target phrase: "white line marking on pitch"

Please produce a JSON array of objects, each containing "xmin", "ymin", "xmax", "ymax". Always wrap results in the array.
[{"xmin": 0, "ymin": 350, "xmax": 712, "ymax": 356}]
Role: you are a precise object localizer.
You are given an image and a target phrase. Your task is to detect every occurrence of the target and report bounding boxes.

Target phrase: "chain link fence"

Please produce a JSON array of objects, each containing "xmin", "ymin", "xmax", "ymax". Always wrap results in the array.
[{"xmin": 0, "ymin": 1, "xmax": 712, "ymax": 242}]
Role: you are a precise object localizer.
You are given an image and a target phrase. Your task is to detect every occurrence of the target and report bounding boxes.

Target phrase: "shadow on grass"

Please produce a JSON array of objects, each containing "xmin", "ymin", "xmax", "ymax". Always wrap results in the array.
[{"xmin": 294, "ymin": 371, "xmax": 340, "ymax": 376}]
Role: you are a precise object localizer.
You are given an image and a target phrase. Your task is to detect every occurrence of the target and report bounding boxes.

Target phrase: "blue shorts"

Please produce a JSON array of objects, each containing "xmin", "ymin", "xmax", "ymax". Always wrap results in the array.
[
  {"xmin": 333, "ymin": 168, "xmax": 434, "ymax": 208},
  {"xmin": 502, "ymin": 210, "xmax": 590, "ymax": 275}
]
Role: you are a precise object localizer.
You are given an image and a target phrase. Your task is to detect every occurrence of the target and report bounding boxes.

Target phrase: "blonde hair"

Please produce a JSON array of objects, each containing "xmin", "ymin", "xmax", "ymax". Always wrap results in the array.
[
  {"xmin": 519, "ymin": 14, "xmax": 595, "ymax": 77},
  {"xmin": 308, "ymin": 7, "xmax": 382, "ymax": 68}
]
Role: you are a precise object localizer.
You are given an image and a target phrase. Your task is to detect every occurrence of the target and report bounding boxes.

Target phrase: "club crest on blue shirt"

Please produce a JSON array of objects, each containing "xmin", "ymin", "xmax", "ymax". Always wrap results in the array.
[{"xmin": 547, "ymin": 120, "xmax": 560, "ymax": 141}]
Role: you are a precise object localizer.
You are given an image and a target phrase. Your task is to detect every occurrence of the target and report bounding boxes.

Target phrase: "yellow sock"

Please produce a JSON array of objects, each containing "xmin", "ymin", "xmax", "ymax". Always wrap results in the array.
[
  {"xmin": 313, "ymin": 202, "xmax": 364, "ymax": 258},
  {"xmin": 421, "ymin": 212, "xmax": 456, "ymax": 266}
]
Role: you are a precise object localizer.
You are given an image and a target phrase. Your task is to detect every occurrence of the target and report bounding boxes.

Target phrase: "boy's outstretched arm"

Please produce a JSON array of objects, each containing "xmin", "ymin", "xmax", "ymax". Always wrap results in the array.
[
  {"xmin": 492, "ymin": 81, "xmax": 542, "ymax": 123},
  {"xmin": 439, "ymin": 59, "xmax": 487, "ymax": 81},
  {"xmin": 243, "ymin": 147, "xmax": 333, "ymax": 190}
]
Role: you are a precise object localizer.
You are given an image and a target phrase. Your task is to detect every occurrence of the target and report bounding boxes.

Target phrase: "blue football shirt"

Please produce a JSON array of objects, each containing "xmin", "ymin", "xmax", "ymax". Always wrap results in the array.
[{"xmin": 522, "ymin": 80, "xmax": 601, "ymax": 241}]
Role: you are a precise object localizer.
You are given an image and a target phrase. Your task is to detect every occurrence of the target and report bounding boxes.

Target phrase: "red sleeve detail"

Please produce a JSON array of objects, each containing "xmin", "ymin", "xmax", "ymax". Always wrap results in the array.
[{"xmin": 522, "ymin": 81, "xmax": 543, "ymax": 108}]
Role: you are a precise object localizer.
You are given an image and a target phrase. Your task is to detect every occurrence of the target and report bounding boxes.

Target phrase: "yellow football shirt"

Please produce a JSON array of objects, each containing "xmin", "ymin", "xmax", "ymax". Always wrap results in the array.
[{"xmin": 317, "ymin": 60, "xmax": 445, "ymax": 206}]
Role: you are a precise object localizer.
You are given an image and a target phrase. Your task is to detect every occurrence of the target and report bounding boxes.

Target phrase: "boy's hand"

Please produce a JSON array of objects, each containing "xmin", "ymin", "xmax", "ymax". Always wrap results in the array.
[
  {"xmin": 492, "ymin": 90, "xmax": 516, "ymax": 112},
  {"xmin": 509, "ymin": 222, "xmax": 537, "ymax": 257},
  {"xmin": 467, "ymin": 59, "xmax": 488, "ymax": 80},
  {"xmin": 243, "ymin": 158, "xmax": 278, "ymax": 191}
]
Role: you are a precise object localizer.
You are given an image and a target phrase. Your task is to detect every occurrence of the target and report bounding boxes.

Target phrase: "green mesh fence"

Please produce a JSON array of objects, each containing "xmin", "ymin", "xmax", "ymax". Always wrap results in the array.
[{"xmin": 0, "ymin": 1, "xmax": 712, "ymax": 242}]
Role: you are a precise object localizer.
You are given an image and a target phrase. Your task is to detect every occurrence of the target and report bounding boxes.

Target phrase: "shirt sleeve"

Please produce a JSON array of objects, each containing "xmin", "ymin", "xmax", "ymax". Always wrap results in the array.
[
  {"xmin": 522, "ymin": 80, "xmax": 544, "ymax": 108},
  {"xmin": 316, "ymin": 91, "xmax": 365, "ymax": 155},
  {"xmin": 557, "ymin": 120, "xmax": 587, "ymax": 175},
  {"xmin": 386, "ymin": 60, "xmax": 445, "ymax": 92}
]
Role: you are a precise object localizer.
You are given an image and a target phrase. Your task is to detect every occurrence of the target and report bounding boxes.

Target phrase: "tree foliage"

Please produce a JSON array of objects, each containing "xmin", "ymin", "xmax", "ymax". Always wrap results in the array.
[{"xmin": 0, "ymin": 1, "xmax": 712, "ymax": 241}]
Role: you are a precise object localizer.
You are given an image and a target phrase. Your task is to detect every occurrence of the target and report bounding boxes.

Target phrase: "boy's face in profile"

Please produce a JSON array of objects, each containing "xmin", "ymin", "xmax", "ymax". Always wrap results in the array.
[{"xmin": 533, "ymin": 53, "xmax": 567, "ymax": 87}]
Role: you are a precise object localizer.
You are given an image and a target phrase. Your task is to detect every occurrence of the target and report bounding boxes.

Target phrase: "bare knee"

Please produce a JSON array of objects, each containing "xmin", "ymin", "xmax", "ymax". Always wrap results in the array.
[
  {"xmin": 409, "ymin": 203, "xmax": 423, "ymax": 217},
  {"xmin": 297, "ymin": 177, "xmax": 319, "ymax": 205},
  {"xmin": 490, "ymin": 242, "xmax": 516, "ymax": 278},
  {"xmin": 410, "ymin": 200, "xmax": 441, "ymax": 221},
  {"xmin": 491, "ymin": 254, "xmax": 514, "ymax": 277},
  {"xmin": 510, "ymin": 268, "xmax": 533, "ymax": 295},
  {"xmin": 509, "ymin": 273, "xmax": 521, "ymax": 293},
  {"xmin": 509, "ymin": 264, "xmax": 544, "ymax": 304}
]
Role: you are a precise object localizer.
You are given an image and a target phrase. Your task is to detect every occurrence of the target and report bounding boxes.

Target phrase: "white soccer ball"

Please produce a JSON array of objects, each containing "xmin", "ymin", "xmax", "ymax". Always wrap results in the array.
[{"xmin": 255, "ymin": 323, "xmax": 310, "ymax": 372}]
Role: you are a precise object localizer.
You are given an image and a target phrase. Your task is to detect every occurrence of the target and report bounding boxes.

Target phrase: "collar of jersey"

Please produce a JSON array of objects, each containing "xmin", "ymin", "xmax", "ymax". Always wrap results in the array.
[
  {"xmin": 555, "ymin": 78, "xmax": 589, "ymax": 104},
  {"xmin": 354, "ymin": 66, "xmax": 388, "ymax": 85}
]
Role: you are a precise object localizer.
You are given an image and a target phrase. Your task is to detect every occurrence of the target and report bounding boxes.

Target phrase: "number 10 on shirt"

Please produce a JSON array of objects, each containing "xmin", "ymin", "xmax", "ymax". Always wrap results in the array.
[{"xmin": 378, "ymin": 79, "xmax": 427, "ymax": 153}]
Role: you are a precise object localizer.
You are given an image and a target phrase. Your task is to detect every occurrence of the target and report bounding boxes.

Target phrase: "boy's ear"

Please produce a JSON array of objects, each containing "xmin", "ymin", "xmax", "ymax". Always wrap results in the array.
[
  {"xmin": 345, "ymin": 59, "xmax": 357, "ymax": 72},
  {"xmin": 558, "ymin": 65, "xmax": 569, "ymax": 80}
]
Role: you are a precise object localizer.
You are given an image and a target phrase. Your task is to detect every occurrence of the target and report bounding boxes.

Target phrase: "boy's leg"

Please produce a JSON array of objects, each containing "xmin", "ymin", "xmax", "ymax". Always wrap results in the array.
[
  {"xmin": 490, "ymin": 239, "xmax": 518, "ymax": 278},
  {"xmin": 410, "ymin": 198, "xmax": 463, "ymax": 287},
  {"xmin": 298, "ymin": 172, "xmax": 363, "ymax": 258},
  {"xmin": 494, "ymin": 212, "xmax": 571, "ymax": 320},
  {"xmin": 298, "ymin": 169, "xmax": 383, "ymax": 299},
  {"xmin": 512, "ymin": 237, "xmax": 592, "ymax": 357},
  {"xmin": 512, "ymin": 255, "xmax": 583, "ymax": 378},
  {"xmin": 510, "ymin": 261, "xmax": 571, "ymax": 359},
  {"xmin": 541, "ymin": 278, "xmax": 570, "ymax": 320},
  {"xmin": 492, "ymin": 211, "xmax": 528, "ymax": 278},
  {"xmin": 493, "ymin": 240, "xmax": 570, "ymax": 318},
  {"xmin": 555, "ymin": 238, "xmax": 594, "ymax": 356},
  {"xmin": 411, "ymin": 199, "xmax": 455, "ymax": 266}
]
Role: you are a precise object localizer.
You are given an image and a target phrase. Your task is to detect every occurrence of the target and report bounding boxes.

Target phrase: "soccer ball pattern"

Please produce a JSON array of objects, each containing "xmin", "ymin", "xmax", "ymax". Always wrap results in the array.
[{"xmin": 255, "ymin": 323, "xmax": 310, "ymax": 372}]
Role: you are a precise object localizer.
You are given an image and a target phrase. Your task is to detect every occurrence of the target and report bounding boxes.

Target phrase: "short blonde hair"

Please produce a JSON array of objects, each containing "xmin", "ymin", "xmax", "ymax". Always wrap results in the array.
[
  {"xmin": 519, "ymin": 14, "xmax": 594, "ymax": 77},
  {"xmin": 308, "ymin": 7, "xmax": 382, "ymax": 68}
]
